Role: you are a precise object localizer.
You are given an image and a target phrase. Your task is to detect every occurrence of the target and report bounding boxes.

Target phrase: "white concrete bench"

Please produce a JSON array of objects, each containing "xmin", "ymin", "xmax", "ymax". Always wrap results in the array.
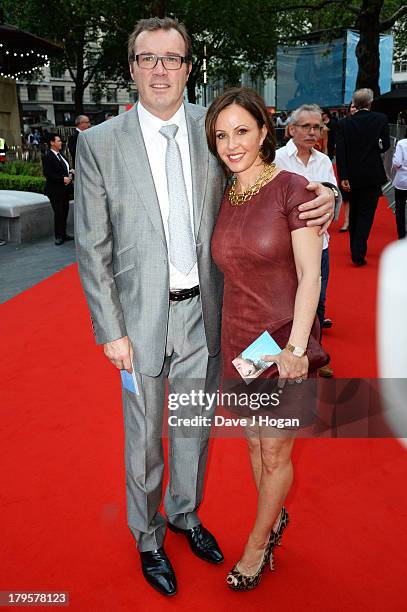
[{"xmin": 0, "ymin": 191, "xmax": 73, "ymax": 243}]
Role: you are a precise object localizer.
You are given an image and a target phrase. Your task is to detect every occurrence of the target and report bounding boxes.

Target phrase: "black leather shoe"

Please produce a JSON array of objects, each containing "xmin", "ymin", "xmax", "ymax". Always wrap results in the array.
[
  {"xmin": 352, "ymin": 258, "xmax": 367, "ymax": 267},
  {"xmin": 63, "ymin": 234, "xmax": 74, "ymax": 241},
  {"xmin": 167, "ymin": 522, "xmax": 224, "ymax": 564},
  {"xmin": 55, "ymin": 237, "xmax": 64, "ymax": 246},
  {"xmin": 139, "ymin": 547, "xmax": 177, "ymax": 596}
]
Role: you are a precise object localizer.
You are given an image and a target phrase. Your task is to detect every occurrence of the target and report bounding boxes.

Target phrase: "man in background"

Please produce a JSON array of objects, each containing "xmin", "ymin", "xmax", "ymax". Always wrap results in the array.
[
  {"xmin": 0, "ymin": 135, "xmax": 8, "ymax": 163},
  {"xmin": 42, "ymin": 133, "xmax": 74, "ymax": 245},
  {"xmin": 336, "ymin": 88, "xmax": 390, "ymax": 266},
  {"xmin": 275, "ymin": 103, "xmax": 338, "ymax": 378},
  {"xmin": 322, "ymin": 108, "xmax": 337, "ymax": 160},
  {"xmin": 68, "ymin": 115, "xmax": 90, "ymax": 168}
]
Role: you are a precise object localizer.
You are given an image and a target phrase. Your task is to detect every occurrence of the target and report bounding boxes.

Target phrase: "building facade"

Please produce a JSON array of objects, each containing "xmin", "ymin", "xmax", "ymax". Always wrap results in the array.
[
  {"xmin": 393, "ymin": 57, "xmax": 407, "ymax": 89},
  {"xmin": 17, "ymin": 64, "xmax": 138, "ymax": 130}
]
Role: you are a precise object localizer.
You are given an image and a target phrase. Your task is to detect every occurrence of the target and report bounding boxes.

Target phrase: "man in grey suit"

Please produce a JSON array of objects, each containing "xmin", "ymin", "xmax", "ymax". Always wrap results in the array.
[{"xmin": 75, "ymin": 17, "xmax": 336, "ymax": 596}]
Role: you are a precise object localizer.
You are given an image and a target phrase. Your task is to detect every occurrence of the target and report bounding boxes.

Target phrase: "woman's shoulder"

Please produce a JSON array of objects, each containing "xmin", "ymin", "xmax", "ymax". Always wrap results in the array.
[
  {"xmin": 270, "ymin": 169, "xmax": 309, "ymax": 190},
  {"xmin": 267, "ymin": 170, "xmax": 313, "ymax": 217}
]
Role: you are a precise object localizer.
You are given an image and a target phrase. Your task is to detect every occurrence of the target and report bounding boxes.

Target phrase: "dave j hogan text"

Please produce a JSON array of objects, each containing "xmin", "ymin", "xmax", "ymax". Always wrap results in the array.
[{"xmin": 168, "ymin": 415, "xmax": 300, "ymax": 429}]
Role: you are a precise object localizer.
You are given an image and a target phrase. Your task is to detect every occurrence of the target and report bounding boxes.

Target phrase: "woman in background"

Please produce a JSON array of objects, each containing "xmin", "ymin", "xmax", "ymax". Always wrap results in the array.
[{"xmin": 392, "ymin": 128, "xmax": 407, "ymax": 239}]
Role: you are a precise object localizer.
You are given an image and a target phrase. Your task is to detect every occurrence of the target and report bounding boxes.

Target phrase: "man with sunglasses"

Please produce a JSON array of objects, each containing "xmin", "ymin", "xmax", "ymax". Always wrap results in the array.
[{"xmin": 74, "ymin": 17, "xmax": 337, "ymax": 596}]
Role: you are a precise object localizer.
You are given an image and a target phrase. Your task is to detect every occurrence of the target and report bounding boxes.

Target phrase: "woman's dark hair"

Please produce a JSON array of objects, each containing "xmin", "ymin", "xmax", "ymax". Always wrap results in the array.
[{"xmin": 205, "ymin": 87, "xmax": 276, "ymax": 175}]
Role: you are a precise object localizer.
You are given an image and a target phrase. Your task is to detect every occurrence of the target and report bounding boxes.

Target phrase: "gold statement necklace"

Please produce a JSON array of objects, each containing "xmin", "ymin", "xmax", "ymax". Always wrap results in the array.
[{"xmin": 228, "ymin": 162, "xmax": 277, "ymax": 206}]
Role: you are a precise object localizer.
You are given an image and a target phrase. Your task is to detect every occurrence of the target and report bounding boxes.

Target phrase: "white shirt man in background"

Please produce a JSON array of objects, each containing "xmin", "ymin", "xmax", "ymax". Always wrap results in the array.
[{"xmin": 275, "ymin": 104, "xmax": 338, "ymax": 377}]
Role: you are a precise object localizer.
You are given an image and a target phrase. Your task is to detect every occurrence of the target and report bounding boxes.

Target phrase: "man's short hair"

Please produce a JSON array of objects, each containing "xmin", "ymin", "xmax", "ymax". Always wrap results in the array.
[
  {"xmin": 289, "ymin": 104, "xmax": 322, "ymax": 125},
  {"xmin": 127, "ymin": 17, "xmax": 192, "ymax": 64},
  {"xmin": 75, "ymin": 115, "xmax": 88, "ymax": 127},
  {"xmin": 352, "ymin": 88, "xmax": 374, "ymax": 110},
  {"xmin": 47, "ymin": 132, "xmax": 59, "ymax": 145}
]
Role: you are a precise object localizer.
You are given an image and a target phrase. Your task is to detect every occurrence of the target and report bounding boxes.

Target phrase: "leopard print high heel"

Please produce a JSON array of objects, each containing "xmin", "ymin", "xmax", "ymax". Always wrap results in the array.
[
  {"xmin": 226, "ymin": 537, "xmax": 275, "ymax": 591},
  {"xmin": 274, "ymin": 506, "xmax": 289, "ymax": 546},
  {"xmin": 267, "ymin": 507, "xmax": 289, "ymax": 572}
]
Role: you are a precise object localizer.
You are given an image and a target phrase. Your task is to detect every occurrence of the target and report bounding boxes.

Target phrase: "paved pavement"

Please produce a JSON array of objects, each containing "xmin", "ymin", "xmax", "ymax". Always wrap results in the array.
[{"xmin": 0, "ymin": 237, "xmax": 76, "ymax": 303}]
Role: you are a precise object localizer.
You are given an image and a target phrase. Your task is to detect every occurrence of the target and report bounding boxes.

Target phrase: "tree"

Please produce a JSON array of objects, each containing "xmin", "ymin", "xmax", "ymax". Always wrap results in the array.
[
  {"xmin": 3, "ymin": 0, "xmax": 146, "ymax": 114},
  {"xmin": 171, "ymin": 0, "xmax": 282, "ymax": 103},
  {"xmin": 281, "ymin": 0, "xmax": 407, "ymax": 96},
  {"xmin": 5, "ymin": 0, "xmax": 406, "ymax": 108},
  {"xmin": 103, "ymin": 0, "xmax": 407, "ymax": 101},
  {"xmin": 99, "ymin": 0, "xmax": 305, "ymax": 103}
]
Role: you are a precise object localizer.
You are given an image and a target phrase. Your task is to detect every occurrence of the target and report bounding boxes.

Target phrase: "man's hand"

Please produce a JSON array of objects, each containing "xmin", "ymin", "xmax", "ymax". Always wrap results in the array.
[
  {"xmin": 298, "ymin": 182, "xmax": 335, "ymax": 235},
  {"xmin": 341, "ymin": 179, "xmax": 350, "ymax": 192},
  {"xmin": 63, "ymin": 176, "xmax": 72, "ymax": 185},
  {"xmin": 104, "ymin": 336, "xmax": 133, "ymax": 372}
]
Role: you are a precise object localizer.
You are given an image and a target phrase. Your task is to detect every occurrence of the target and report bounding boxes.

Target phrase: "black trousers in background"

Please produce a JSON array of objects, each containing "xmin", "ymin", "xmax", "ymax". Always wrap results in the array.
[
  {"xmin": 348, "ymin": 185, "xmax": 382, "ymax": 263},
  {"xmin": 394, "ymin": 188, "xmax": 407, "ymax": 239},
  {"xmin": 49, "ymin": 194, "xmax": 70, "ymax": 239}
]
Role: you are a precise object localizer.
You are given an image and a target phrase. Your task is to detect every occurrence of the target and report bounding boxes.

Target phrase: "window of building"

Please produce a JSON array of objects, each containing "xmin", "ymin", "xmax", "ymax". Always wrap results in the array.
[
  {"xmin": 90, "ymin": 88, "xmax": 101, "ymax": 103},
  {"xmin": 50, "ymin": 62, "xmax": 64, "ymax": 78},
  {"xmin": 395, "ymin": 60, "xmax": 407, "ymax": 73},
  {"xmin": 27, "ymin": 85, "xmax": 38, "ymax": 101},
  {"xmin": 52, "ymin": 86, "xmax": 65, "ymax": 102},
  {"xmin": 106, "ymin": 88, "xmax": 117, "ymax": 102},
  {"xmin": 71, "ymin": 88, "xmax": 76, "ymax": 102}
]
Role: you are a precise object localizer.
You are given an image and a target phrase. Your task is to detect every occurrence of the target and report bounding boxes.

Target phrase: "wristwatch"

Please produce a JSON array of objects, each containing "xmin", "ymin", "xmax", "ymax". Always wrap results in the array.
[
  {"xmin": 321, "ymin": 181, "xmax": 341, "ymax": 219},
  {"xmin": 285, "ymin": 343, "xmax": 307, "ymax": 358}
]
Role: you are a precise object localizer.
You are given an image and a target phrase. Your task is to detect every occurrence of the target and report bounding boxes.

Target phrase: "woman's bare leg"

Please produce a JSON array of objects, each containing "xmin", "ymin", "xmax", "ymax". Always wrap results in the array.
[{"xmin": 238, "ymin": 433, "xmax": 294, "ymax": 574}]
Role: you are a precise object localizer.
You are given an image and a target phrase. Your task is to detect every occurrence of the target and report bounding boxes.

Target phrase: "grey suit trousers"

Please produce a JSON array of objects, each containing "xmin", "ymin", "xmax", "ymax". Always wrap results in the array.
[{"xmin": 122, "ymin": 294, "xmax": 220, "ymax": 552}]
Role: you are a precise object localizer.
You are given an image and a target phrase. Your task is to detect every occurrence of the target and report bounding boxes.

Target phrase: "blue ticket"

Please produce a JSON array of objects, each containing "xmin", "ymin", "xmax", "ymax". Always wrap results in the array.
[
  {"xmin": 233, "ymin": 331, "xmax": 282, "ymax": 383},
  {"xmin": 120, "ymin": 369, "xmax": 139, "ymax": 394}
]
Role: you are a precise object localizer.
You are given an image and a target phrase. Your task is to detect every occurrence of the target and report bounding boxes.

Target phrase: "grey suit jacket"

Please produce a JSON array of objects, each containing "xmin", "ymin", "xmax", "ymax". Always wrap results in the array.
[{"xmin": 74, "ymin": 103, "xmax": 225, "ymax": 376}]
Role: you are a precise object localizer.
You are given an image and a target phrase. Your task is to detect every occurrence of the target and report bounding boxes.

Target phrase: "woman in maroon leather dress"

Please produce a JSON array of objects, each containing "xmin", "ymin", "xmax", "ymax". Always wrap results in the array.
[{"xmin": 206, "ymin": 88, "xmax": 325, "ymax": 592}]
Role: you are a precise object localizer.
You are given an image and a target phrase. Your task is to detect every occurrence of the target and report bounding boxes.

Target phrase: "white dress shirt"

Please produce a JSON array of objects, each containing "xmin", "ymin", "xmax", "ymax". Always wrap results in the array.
[
  {"xmin": 51, "ymin": 148, "xmax": 70, "ymax": 173},
  {"xmin": 138, "ymin": 102, "xmax": 198, "ymax": 290},
  {"xmin": 275, "ymin": 138, "xmax": 338, "ymax": 249},
  {"xmin": 392, "ymin": 138, "xmax": 407, "ymax": 190}
]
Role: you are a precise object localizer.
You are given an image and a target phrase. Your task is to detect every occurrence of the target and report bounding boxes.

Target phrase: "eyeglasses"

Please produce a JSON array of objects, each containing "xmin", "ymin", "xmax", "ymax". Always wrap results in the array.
[
  {"xmin": 132, "ymin": 53, "xmax": 191, "ymax": 70},
  {"xmin": 293, "ymin": 123, "xmax": 322, "ymax": 133}
]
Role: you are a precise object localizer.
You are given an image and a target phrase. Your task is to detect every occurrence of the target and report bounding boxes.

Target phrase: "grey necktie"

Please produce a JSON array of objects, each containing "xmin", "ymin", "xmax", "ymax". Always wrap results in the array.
[{"xmin": 159, "ymin": 124, "xmax": 196, "ymax": 276}]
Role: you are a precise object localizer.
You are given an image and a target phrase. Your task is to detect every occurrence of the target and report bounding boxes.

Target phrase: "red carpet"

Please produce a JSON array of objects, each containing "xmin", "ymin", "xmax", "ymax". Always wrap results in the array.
[{"xmin": 1, "ymin": 198, "xmax": 406, "ymax": 611}]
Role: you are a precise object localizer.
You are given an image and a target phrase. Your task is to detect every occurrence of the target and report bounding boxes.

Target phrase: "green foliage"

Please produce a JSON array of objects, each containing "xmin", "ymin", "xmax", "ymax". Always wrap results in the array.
[
  {"xmin": 98, "ymin": 0, "xmax": 288, "ymax": 100},
  {"xmin": 3, "ymin": 0, "xmax": 147, "ymax": 112},
  {"xmin": 392, "ymin": 14, "xmax": 407, "ymax": 60},
  {"xmin": 4, "ymin": 0, "xmax": 406, "ymax": 103},
  {"xmin": 0, "ymin": 174, "xmax": 46, "ymax": 192},
  {"xmin": 0, "ymin": 162, "xmax": 43, "ymax": 177}
]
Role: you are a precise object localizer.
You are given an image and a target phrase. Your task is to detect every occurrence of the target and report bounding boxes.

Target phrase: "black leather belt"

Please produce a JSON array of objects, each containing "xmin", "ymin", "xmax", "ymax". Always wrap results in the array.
[{"xmin": 169, "ymin": 285, "xmax": 200, "ymax": 301}]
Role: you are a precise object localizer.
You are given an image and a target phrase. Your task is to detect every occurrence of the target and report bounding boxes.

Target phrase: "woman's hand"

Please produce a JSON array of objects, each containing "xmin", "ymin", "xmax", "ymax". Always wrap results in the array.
[{"xmin": 262, "ymin": 349, "xmax": 309, "ymax": 383}]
